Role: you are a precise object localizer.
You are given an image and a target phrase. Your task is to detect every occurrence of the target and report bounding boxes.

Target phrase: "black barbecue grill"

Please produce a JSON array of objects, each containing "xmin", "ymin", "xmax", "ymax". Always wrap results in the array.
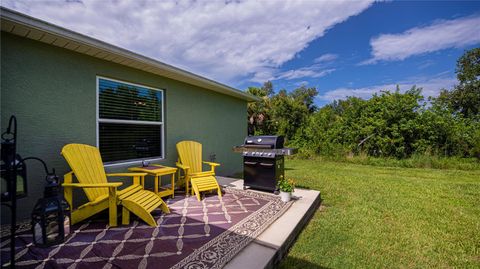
[{"xmin": 233, "ymin": 135, "xmax": 297, "ymax": 192}]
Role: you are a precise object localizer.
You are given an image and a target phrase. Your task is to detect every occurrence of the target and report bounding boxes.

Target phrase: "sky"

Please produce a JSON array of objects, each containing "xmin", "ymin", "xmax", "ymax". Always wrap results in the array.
[{"xmin": 2, "ymin": 0, "xmax": 480, "ymax": 106}]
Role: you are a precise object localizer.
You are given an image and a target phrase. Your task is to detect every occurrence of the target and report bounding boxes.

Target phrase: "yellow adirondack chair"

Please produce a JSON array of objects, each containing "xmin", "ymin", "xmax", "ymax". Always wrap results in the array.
[
  {"xmin": 176, "ymin": 141, "xmax": 222, "ymax": 201},
  {"xmin": 61, "ymin": 144, "xmax": 169, "ymax": 227}
]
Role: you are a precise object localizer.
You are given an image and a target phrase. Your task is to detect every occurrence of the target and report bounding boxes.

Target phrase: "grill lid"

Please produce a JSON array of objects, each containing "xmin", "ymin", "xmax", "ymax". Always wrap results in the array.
[
  {"xmin": 243, "ymin": 135, "xmax": 284, "ymax": 149},
  {"xmin": 233, "ymin": 135, "xmax": 297, "ymax": 157}
]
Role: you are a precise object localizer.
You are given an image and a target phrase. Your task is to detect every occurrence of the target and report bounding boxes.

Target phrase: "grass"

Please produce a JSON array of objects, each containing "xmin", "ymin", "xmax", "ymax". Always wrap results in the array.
[
  {"xmin": 293, "ymin": 154, "xmax": 480, "ymax": 171},
  {"xmin": 279, "ymin": 159, "xmax": 480, "ymax": 268}
]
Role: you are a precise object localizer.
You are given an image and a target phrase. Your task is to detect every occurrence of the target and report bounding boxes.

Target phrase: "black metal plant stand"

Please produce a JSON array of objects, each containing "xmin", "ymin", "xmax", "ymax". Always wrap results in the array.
[
  {"xmin": 1, "ymin": 116, "xmax": 58, "ymax": 268},
  {"xmin": 1, "ymin": 116, "xmax": 20, "ymax": 269}
]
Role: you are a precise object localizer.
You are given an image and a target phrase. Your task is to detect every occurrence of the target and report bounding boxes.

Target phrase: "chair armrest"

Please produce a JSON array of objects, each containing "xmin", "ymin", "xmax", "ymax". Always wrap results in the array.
[
  {"xmin": 107, "ymin": 173, "xmax": 148, "ymax": 177},
  {"xmin": 62, "ymin": 182, "xmax": 123, "ymax": 188},
  {"xmin": 203, "ymin": 161, "xmax": 220, "ymax": 173},
  {"xmin": 176, "ymin": 162, "xmax": 190, "ymax": 170},
  {"xmin": 203, "ymin": 161, "xmax": 220, "ymax": 167},
  {"xmin": 62, "ymin": 182, "xmax": 121, "ymax": 217}
]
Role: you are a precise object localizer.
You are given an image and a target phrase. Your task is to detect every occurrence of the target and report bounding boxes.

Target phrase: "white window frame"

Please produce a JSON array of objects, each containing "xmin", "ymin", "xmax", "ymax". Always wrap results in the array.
[{"xmin": 96, "ymin": 76, "xmax": 165, "ymax": 167}]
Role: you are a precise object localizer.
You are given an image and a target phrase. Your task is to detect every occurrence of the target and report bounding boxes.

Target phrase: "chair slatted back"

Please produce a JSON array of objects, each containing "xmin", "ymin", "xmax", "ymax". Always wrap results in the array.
[
  {"xmin": 176, "ymin": 141, "xmax": 203, "ymax": 173},
  {"xmin": 61, "ymin": 143, "xmax": 108, "ymax": 202}
]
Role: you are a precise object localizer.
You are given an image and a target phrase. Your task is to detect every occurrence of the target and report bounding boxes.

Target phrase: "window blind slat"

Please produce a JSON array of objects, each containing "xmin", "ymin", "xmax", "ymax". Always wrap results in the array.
[
  {"xmin": 98, "ymin": 78, "xmax": 164, "ymax": 163},
  {"xmin": 99, "ymin": 78, "xmax": 163, "ymax": 122},
  {"xmin": 99, "ymin": 122, "xmax": 162, "ymax": 162}
]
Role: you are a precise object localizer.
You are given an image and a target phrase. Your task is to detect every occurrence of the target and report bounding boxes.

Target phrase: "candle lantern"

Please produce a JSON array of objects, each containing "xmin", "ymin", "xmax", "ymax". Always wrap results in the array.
[
  {"xmin": 31, "ymin": 172, "xmax": 70, "ymax": 247},
  {"xmin": 1, "ymin": 119, "xmax": 28, "ymax": 201}
]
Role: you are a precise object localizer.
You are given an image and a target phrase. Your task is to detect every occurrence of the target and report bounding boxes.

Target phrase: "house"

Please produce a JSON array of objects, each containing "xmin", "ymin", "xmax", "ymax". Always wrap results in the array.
[{"xmin": 0, "ymin": 7, "xmax": 258, "ymax": 221}]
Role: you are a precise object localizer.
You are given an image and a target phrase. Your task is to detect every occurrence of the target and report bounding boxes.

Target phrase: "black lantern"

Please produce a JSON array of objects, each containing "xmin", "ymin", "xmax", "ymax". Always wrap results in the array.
[
  {"xmin": 1, "ymin": 116, "xmax": 28, "ymax": 201},
  {"xmin": 0, "ymin": 155, "xmax": 28, "ymax": 201},
  {"xmin": 31, "ymin": 170, "xmax": 71, "ymax": 247}
]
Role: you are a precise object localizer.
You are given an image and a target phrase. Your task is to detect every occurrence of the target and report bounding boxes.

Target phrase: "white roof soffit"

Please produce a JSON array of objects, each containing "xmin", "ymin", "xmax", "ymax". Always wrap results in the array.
[{"xmin": 0, "ymin": 7, "xmax": 260, "ymax": 102}]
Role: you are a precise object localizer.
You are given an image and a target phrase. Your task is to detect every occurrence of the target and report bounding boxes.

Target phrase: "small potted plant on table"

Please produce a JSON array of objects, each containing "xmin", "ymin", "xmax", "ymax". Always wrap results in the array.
[{"xmin": 277, "ymin": 176, "xmax": 295, "ymax": 202}]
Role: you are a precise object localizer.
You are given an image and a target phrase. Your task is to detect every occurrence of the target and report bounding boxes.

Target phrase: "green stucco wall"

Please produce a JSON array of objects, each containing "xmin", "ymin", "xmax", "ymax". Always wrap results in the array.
[{"xmin": 1, "ymin": 32, "xmax": 247, "ymax": 222}]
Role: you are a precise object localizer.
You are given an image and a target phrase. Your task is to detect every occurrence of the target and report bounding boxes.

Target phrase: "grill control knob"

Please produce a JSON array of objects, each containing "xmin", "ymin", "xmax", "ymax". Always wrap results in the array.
[
  {"xmin": 259, "ymin": 152, "xmax": 263, "ymax": 156},
  {"xmin": 268, "ymin": 153, "xmax": 272, "ymax": 156}
]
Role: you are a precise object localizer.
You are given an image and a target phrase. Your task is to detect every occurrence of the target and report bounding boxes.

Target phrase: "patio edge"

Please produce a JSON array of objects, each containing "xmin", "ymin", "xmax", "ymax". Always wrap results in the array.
[{"xmin": 265, "ymin": 191, "xmax": 322, "ymax": 268}]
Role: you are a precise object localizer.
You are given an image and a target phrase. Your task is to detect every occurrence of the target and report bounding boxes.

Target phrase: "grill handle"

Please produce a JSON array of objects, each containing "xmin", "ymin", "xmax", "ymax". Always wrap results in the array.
[
  {"xmin": 242, "ymin": 144, "xmax": 273, "ymax": 149},
  {"xmin": 244, "ymin": 161, "xmax": 257, "ymax": 165},
  {"xmin": 259, "ymin": 163, "xmax": 274, "ymax": 167}
]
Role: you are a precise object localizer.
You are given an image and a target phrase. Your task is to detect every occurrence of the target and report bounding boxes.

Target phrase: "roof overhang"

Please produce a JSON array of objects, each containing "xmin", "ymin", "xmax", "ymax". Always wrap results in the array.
[{"xmin": 0, "ymin": 7, "xmax": 260, "ymax": 102}]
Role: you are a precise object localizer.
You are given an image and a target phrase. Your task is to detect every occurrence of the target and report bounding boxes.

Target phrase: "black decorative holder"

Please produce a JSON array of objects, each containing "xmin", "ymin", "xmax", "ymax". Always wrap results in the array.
[
  {"xmin": 1, "ymin": 116, "xmax": 21, "ymax": 269},
  {"xmin": 1, "ymin": 116, "xmax": 64, "ymax": 268}
]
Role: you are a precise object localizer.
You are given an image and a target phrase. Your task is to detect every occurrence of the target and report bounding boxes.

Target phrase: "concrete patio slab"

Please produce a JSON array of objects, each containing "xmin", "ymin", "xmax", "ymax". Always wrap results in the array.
[{"xmin": 217, "ymin": 177, "xmax": 321, "ymax": 269}]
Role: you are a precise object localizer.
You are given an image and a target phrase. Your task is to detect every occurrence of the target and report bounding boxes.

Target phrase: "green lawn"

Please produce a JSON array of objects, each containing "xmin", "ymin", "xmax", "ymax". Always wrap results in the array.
[{"xmin": 279, "ymin": 159, "xmax": 480, "ymax": 268}]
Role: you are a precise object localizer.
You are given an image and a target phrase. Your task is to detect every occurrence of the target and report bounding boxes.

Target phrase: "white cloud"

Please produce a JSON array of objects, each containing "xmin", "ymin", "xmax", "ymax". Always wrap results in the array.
[
  {"xmin": 314, "ymin": 53, "xmax": 338, "ymax": 63},
  {"xmin": 277, "ymin": 67, "xmax": 335, "ymax": 80},
  {"xmin": 319, "ymin": 76, "xmax": 457, "ymax": 102},
  {"xmin": 362, "ymin": 15, "xmax": 480, "ymax": 64},
  {"xmin": 1, "ymin": 0, "xmax": 373, "ymax": 84},
  {"xmin": 417, "ymin": 60, "xmax": 435, "ymax": 70},
  {"xmin": 249, "ymin": 64, "xmax": 334, "ymax": 82},
  {"xmin": 295, "ymin": 81, "xmax": 309, "ymax": 86}
]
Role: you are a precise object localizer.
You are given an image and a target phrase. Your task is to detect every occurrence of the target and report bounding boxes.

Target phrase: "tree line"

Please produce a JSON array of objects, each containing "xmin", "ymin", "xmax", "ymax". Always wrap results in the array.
[{"xmin": 247, "ymin": 48, "xmax": 480, "ymax": 159}]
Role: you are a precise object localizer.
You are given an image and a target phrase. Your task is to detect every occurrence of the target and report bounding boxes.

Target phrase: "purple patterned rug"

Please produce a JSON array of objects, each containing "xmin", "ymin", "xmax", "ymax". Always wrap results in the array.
[{"xmin": 1, "ymin": 188, "xmax": 292, "ymax": 269}]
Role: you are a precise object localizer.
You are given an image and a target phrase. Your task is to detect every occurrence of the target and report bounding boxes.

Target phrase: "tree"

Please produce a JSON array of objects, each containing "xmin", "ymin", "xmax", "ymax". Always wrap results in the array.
[
  {"xmin": 457, "ymin": 48, "xmax": 480, "ymax": 84},
  {"xmin": 438, "ymin": 48, "xmax": 480, "ymax": 118},
  {"xmin": 246, "ymin": 81, "xmax": 275, "ymax": 135},
  {"xmin": 268, "ymin": 87, "xmax": 319, "ymax": 141},
  {"xmin": 290, "ymin": 86, "xmax": 318, "ymax": 113},
  {"xmin": 244, "ymin": 55, "xmax": 480, "ymax": 159},
  {"xmin": 245, "ymin": 83, "xmax": 319, "ymax": 140}
]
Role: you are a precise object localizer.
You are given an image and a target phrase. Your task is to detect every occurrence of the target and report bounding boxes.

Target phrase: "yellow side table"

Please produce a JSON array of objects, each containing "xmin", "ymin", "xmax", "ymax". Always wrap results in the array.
[{"xmin": 128, "ymin": 165, "xmax": 178, "ymax": 198}]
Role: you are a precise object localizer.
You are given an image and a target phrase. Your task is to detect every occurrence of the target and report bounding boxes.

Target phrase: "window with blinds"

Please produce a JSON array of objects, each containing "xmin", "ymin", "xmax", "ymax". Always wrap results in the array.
[{"xmin": 97, "ymin": 77, "xmax": 164, "ymax": 163}]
